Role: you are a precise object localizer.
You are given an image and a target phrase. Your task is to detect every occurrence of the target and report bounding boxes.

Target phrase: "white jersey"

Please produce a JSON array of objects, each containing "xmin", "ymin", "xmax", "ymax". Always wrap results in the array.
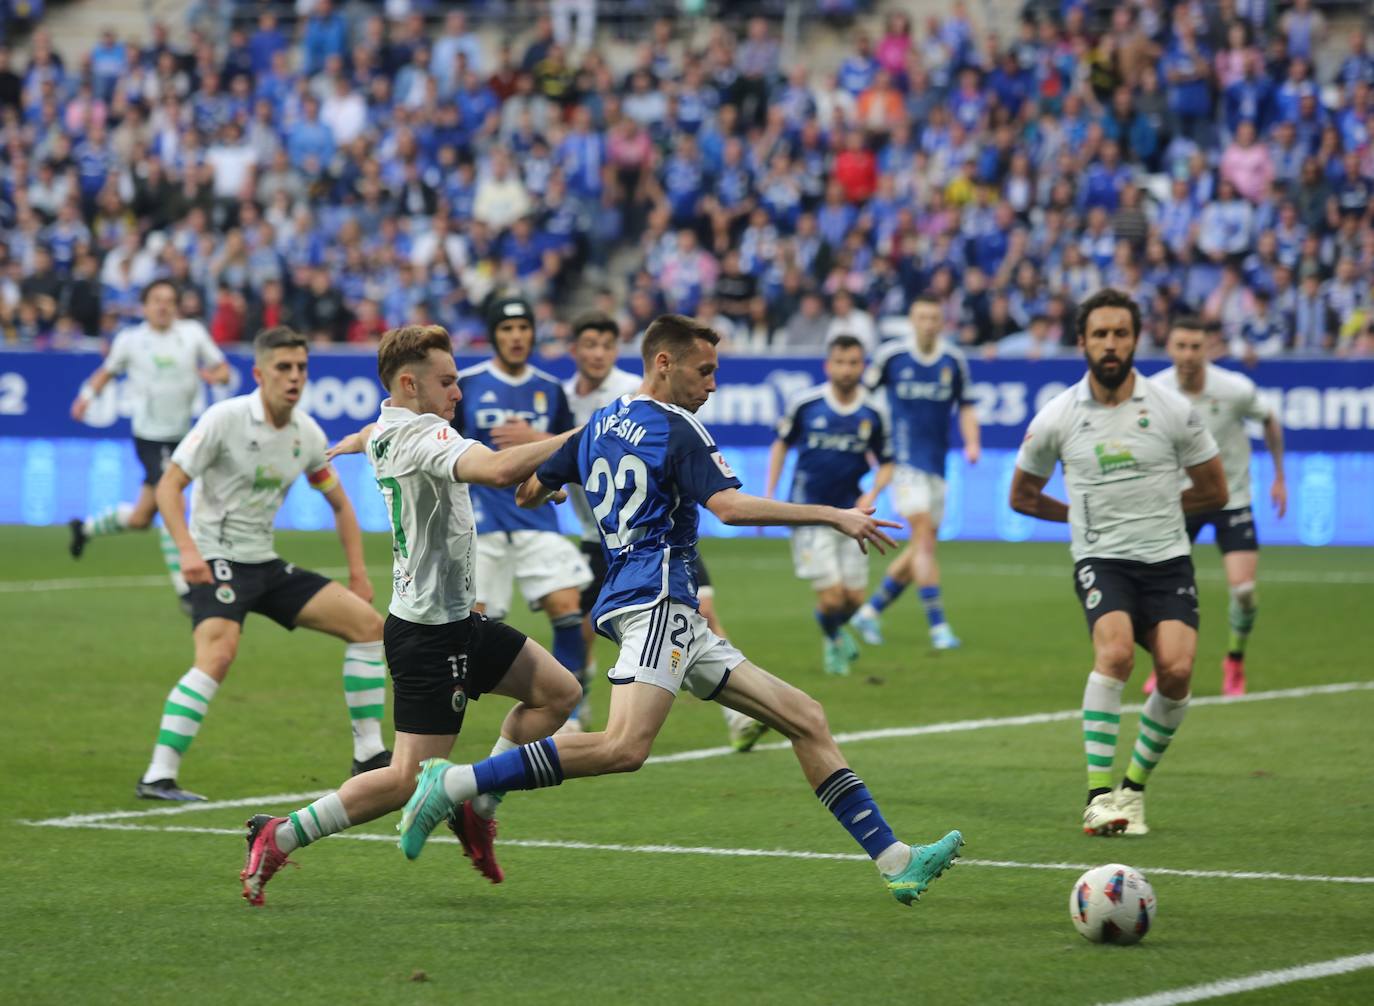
[
  {"xmin": 1016, "ymin": 371, "xmax": 1219, "ymax": 564},
  {"xmin": 1151, "ymin": 365, "xmax": 1271, "ymax": 511},
  {"xmin": 367, "ymin": 402, "xmax": 480, "ymax": 625},
  {"xmin": 172, "ymin": 391, "xmax": 334, "ymax": 563},
  {"xmin": 563, "ymin": 366, "xmax": 642, "ymax": 542},
  {"xmin": 103, "ymin": 319, "xmax": 226, "ymax": 441}
]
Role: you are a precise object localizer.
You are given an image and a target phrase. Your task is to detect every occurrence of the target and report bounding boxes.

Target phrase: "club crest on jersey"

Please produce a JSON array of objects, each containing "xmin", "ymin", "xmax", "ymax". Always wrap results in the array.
[
  {"xmin": 215, "ymin": 585, "xmax": 236, "ymax": 605},
  {"xmin": 858, "ymin": 419, "xmax": 872, "ymax": 441},
  {"xmin": 533, "ymin": 390, "xmax": 548, "ymax": 413},
  {"xmin": 940, "ymin": 366, "xmax": 952, "ymax": 385},
  {"xmin": 1093, "ymin": 441, "xmax": 1138, "ymax": 474}
]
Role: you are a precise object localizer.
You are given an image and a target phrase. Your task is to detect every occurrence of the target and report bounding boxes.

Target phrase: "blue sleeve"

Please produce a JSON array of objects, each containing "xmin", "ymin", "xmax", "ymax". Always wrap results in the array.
[
  {"xmin": 669, "ymin": 419, "xmax": 742, "ymax": 504},
  {"xmin": 776, "ymin": 398, "xmax": 804, "ymax": 445},
  {"xmin": 536, "ymin": 428, "xmax": 584, "ymax": 489},
  {"xmin": 869, "ymin": 408, "xmax": 893, "ymax": 462},
  {"xmin": 952, "ymin": 352, "xmax": 976, "ymax": 406}
]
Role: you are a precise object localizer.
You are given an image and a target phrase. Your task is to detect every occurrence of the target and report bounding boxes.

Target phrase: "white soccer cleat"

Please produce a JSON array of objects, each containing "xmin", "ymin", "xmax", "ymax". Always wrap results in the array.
[
  {"xmin": 1113, "ymin": 786, "xmax": 1149, "ymax": 836},
  {"xmin": 930, "ymin": 623, "xmax": 962, "ymax": 650},
  {"xmin": 1082, "ymin": 792, "xmax": 1128, "ymax": 836}
]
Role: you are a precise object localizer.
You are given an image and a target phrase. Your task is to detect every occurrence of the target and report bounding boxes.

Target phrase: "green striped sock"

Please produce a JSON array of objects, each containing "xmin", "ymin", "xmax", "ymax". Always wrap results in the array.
[
  {"xmin": 158, "ymin": 525, "xmax": 188, "ymax": 596},
  {"xmin": 142, "ymin": 667, "xmax": 218, "ymax": 783},
  {"xmin": 84, "ymin": 503, "xmax": 133, "ymax": 538},
  {"xmin": 1124, "ymin": 690, "xmax": 1189, "ymax": 788},
  {"xmin": 1082, "ymin": 670, "xmax": 1124, "ymax": 792},
  {"xmin": 277, "ymin": 792, "xmax": 352, "ymax": 854},
  {"xmin": 343, "ymin": 641, "xmax": 387, "ymax": 762},
  {"xmin": 1227, "ymin": 582, "xmax": 1257, "ymax": 656}
]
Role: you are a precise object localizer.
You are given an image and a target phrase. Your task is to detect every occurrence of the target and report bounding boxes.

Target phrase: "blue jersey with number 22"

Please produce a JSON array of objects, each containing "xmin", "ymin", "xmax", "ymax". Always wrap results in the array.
[{"xmin": 536, "ymin": 395, "xmax": 741, "ymax": 636}]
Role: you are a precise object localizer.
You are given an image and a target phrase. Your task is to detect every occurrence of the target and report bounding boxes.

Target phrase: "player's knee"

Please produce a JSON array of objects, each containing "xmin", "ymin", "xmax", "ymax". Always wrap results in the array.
[
  {"xmin": 198, "ymin": 642, "xmax": 237, "ymax": 679},
  {"xmin": 345, "ymin": 610, "xmax": 385, "ymax": 643},
  {"xmin": 784, "ymin": 691, "xmax": 830, "ymax": 743},
  {"xmin": 1155, "ymin": 655, "xmax": 1193, "ymax": 686},
  {"xmin": 127, "ymin": 510, "xmax": 154, "ymax": 530},
  {"xmin": 1096, "ymin": 644, "xmax": 1133, "ymax": 677},
  {"xmin": 548, "ymin": 669, "xmax": 582, "ymax": 719},
  {"xmin": 605, "ymin": 733, "xmax": 653, "ymax": 774}
]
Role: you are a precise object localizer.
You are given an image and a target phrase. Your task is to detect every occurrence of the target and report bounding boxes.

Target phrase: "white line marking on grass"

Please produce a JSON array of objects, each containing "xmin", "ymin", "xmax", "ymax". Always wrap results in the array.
[
  {"xmin": 29, "ymin": 680, "xmax": 1374, "ymax": 827},
  {"xmin": 1096, "ymin": 952, "xmax": 1374, "ymax": 1006},
  {"xmin": 15, "ymin": 820, "xmax": 1374, "ymax": 886},
  {"xmin": 648, "ymin": 680, "xmax": 1374, "ymax": 764}
]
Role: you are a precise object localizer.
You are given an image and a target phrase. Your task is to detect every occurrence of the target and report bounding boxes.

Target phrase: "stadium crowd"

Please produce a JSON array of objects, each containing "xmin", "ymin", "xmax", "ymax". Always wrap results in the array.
[{"xmin": 2, "ymin": 0, "xmax": 1374, "ymax": 359}]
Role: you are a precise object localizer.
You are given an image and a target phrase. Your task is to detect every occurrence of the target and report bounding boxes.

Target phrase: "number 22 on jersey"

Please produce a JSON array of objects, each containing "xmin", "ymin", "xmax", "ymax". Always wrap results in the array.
[{"xmin": 585, "ymin": 455, "xmax": 648, "ymax": 549}]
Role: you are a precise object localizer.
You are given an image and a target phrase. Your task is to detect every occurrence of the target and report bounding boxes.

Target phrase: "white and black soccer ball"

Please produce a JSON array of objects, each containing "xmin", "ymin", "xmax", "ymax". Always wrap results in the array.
[{"xmin": 1069, "ymin": 863, "xmax": 1157, "ymax": 945}]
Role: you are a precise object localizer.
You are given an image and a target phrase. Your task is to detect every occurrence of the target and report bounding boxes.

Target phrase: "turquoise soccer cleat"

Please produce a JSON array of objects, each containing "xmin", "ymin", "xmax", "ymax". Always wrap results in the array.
[
  {"xmin": 836, "ymin": 628, "xmax": 860, "ymax": 663},
  {"xmin": 822, "ymin": 638, "xmax": 851, "ymax": 676},
  {"xmin": 930, "ymin": 624, "xmax": 962, "ymax": 650},
  {"xmin": 397, "ymin": 758, "xmax": 458, "ymax": 860},
  {"xmin": 884, "ymin": 830, "xmax": 965, "ymax": 906}
]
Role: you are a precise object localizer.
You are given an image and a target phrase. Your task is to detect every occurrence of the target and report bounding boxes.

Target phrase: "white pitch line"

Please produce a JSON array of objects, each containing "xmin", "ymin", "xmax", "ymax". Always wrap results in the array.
[
  {"xmin": 28, "ymin": 680, "xmax": 1374, "ymax": 828},
  {"xmin": 14, "ymin": 819, "xmax": 1374, "ymax": 887},
  {"xmin": 1096, "ymin": 952, "xmax": 1374, "ymax": 1006}
]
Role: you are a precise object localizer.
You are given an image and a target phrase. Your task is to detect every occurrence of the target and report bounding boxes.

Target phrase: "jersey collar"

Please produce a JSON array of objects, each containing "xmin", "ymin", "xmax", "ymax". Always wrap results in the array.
[
  {"xmin": 907, "ymin": 336, "xmax": 946, "ymax": 366},
  {"xmin": 823, "ymin": 385, "xmax": 866, "ymax": 416},
  {"xmin": 482, "ymin": 359, "xmax": 535, "ymax": 386},
  {"xmin": 1074, "ymin": 370, "xmax": 1147, "ymax": 405},
  {"xmin": 249, "ymin": 388, "xmax": 299, "ymax": 429}
]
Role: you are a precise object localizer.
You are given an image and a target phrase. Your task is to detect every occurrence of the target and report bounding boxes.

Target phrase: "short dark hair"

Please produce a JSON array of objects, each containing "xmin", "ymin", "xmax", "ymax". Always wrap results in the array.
[
  {"xmin": 641, "ymin": 314, "xmax": 720, "ymax": 368},
  {"xmin": 141, "ymin": 278, "xmax": 178, "ymax": 303},
  {"xmin": 912, "ymin": 292, "xmax": 942, "ymax": 308},
  {"xmin": 571, "ymin": 311, "xmax": 619, "ymax": 342},
  {"xmin": 828, "ymin": 334, "xmax": 865, "ymax": 355},
  {"xmin": 376, "ymin": 324, "xmax": 452, "ymax": 389},
  {"xmin": 1075, "ymin": 288, "xmax": 1142, "ymax": 341},
  {"xmin": 253, "ymin": 325, "xmax": 308, "ymax": 362},
  {"xmin": 1169, "ymin": 314, "xmax": 1208, "ymax": 335}
]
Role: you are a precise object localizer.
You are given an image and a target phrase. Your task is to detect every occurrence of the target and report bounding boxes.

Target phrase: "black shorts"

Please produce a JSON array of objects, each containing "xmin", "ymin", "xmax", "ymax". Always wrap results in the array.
[
  {"xmin": 579, "ymin": 540, "xmax": 607, "ymax": 614},
  {"xmin": 187, "ymin": 558, "xmax": 334, "ymax": 629},
  {"xmin": 1072, "ymin": 556, "xmax": 1200, "ymax": 645},
  {"xmin": 384, "ymin": 611, "xmax": 528, "ymax": 735},
  {"xmin": 135, "ymin": 437, "xmax": 180, "ymax": 486},
  {"xmin": 1187, "ymin": 505, "xmax": 1260, "ymax": 554}
]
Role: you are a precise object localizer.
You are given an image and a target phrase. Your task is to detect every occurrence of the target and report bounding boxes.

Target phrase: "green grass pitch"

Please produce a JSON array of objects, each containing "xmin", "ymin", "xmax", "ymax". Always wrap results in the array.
[{"xmin": 1, "ymin": 527, "xmax": 1371, "ymax": 1004}]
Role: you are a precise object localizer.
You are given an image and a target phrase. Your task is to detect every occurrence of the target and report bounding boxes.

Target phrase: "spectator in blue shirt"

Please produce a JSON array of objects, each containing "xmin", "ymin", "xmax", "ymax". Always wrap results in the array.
[
  {"xmin": 302, "ymin": 0, "xmax": 349, "ymax": 78},
  {"xmin": 286, "ymin": 95, "xmax": 335, "ymax": 168}
]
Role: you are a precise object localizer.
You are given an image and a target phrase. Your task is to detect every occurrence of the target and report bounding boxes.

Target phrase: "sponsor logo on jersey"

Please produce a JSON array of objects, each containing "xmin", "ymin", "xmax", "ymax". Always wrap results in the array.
[
  {"xmin": 811, "ymin": 416, "xmax": 828, "ymax": 429},
  {"xmin": 153, "ymin": 355, "xmax": 177, "ymax": 370},
  {"xmin": 1093, "ymin": 441, "xmax": 1138, "ymax": 474},
  {"xmin": 480, "ymin": 390, "xmax": 498, "ymax": 403},
  {"xmin": 252, "ymin": 465, "xmax": 284, "ymax": 492}
]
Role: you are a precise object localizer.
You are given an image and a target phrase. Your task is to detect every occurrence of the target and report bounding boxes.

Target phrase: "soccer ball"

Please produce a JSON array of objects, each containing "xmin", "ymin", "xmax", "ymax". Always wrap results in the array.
[{"xmin": 1069, "ymin": 864, "xmax": 1157, "ymax": 945}]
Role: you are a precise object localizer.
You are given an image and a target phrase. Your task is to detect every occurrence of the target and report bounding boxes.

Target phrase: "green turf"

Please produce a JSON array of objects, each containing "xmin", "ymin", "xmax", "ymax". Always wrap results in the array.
[{"xmin": 2, "ymin": 528, "xmax": 1371, "ymax": 1005}]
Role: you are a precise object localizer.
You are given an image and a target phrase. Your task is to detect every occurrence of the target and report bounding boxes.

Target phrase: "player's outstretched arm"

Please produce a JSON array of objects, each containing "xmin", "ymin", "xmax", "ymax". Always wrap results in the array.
[
  {"xmin": 321, "ymin": 482, "xmax": 373, "ymax": 603},
  {"xmin": 857, "ymin": 461, "xmax": 895, "ymax": 511},
  {"xmin": 200, "ymin": 361, "xmax": 232, "ymax": 385},
  {"xmin": 1009, "ymin": 467, "xmax": 1069, "ymax": 522},
  {"xmin": 1181, "ymin": 455, "xmax": 1228, "ymax": 514},
  {"xmin": 456, "ymin": 428, "xmax": 578, "ymax": 489},
  {"xmin": 763, "ymin": 438, "xmax": 789, "ymax": 499},
  {"xmin": 1264, "ymin": 414, "xmax": 1287, "ymax": 517},
  {"xmin": 325, "ymin": 423, "xmax": 378, "ymax": 461},
  {"xmin": 958, "ymin": 404, "xmax": 982, "ymax": 464},
  {"xmin": 515, "ymin": 472, "xmax": 568, "ymax": 508},
  {"xmin": 70, "ymin": 368, "xmax": 114, "ymax": 422},
  {"xmin": 705, "ymin": 488, "xmax": 901, "ymax": 554},
  {"xmin": 155, "ymin": 463, "xmax": 211, "ymax": 585}
]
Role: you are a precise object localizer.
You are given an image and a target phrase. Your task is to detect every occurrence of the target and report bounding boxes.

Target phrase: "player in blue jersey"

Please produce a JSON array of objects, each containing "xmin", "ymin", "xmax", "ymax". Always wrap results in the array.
[
  {"xmin": 453, "ymin": 295, "xmax": 594, "ymax": 729},
  {"xmin": 397, "ymin": 314, "xmax": 965, "ymax": 907},
  {"xmin": 850, "ymin": 294, "xmax": 981, "ymax": 651},
  {"xmin": 766, "ymin": 335, "xmax": 893, "ymax": 677}
]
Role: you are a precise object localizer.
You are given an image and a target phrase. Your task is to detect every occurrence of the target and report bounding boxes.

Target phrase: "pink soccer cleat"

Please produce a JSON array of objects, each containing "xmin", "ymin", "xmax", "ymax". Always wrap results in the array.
[
  {"xmin": 1142, "ymin": 672, "xmax": 1157, "ymax": 695},
  {"xmin": 240, "ymin": 814, "xmax": 294, "ymax": 906},
  {"xmin": 448, "ymin": 801, "xmax": 504, "ymax": 884},
  {"xmin": 1222, "ymin": 655, "xmax": 1247, "ymax": 697}
]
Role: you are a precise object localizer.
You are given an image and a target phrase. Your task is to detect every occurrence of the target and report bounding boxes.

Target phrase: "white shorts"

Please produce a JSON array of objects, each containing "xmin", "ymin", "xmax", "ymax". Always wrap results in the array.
[
  {"xmin": 790, "ymin": 525, "xmax": 869, "ymax": 591},
  {"xmin": 604, "ymin": 599, "xmax": 746, "ymax": 699},
  {"xmin": 892, "ymin": 465, "xmax": 946, "ymax": 523},
  {"xmin": 475, "ymin": 531, "xmax": 593, "ymax": 619}
]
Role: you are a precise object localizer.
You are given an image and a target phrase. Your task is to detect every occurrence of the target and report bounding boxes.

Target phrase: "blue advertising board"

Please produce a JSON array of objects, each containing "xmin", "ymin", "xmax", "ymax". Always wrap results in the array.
[{"xmin": 2, "ymin": 350, "xmax": 1372, "ymax": 545}]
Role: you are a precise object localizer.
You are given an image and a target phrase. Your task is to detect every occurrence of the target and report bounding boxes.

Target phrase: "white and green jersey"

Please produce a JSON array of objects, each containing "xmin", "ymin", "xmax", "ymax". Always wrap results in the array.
[
  {"xmin": 103, "ymin": 319, "xmax": 226, "ymax": 441},
  {"xmin": 1151, "ymin": 365, "xmax": 1270, "ymax": 511},
  {"xmin": 1016, "ymin": 371, "xmax": 1219, "ymax": 564},
  {"xmin": 367, "ymin": 402, "xmax": 480, "ymax": 625},
  {"xmin": 563, "ymin": 366, "xmax": 642, "ymax": 542},
  {"xmin": 173, "ymin": 391, "xmax": 335, "ymax": 563}
]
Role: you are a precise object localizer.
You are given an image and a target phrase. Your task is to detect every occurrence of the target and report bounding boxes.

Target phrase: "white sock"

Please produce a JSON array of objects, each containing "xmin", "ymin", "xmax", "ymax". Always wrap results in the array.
[
  {"xmin": 85, "ymin": 502, "xmax": 133, "ymax": 537},
  {"xmin": 875, "ymin": 841, "xmax": 911, "ymax": 877},
  {"xmin": 440, "ymin": 763, "xmax": 479, "ymax": 805},
  {"xmin": 342, "ymin": 641, "xmax": 387, "ymax": 762},
  {"xmin": 142, "ymin": 667, "xmax": 219, "ymax": 783},
  {"xmin": 275, "ymin": 792, "xmax": 352, "ymax": 854},
  {"xmin": 157, "ymin": 525, "xmax": 188, "ymax": 596},
  {"xmin": 472, "ymin": 736, "xmax": 518, "ymax": 819}
]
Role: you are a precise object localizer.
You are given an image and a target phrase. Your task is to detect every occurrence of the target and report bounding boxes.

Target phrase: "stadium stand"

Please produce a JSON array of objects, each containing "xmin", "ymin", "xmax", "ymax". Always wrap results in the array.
[{"xmin": 2, "ymin": 0, "xmax": 1372, "ymax": 359}]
